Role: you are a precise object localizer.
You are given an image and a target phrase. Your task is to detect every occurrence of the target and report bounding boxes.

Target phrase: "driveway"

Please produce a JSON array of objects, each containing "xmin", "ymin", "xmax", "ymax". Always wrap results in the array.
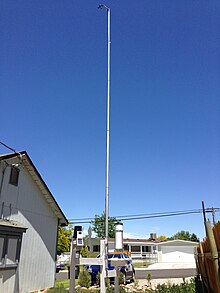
[{"xmin": 135, "ymin": 267, "xmax": 197, "ymax": 279}]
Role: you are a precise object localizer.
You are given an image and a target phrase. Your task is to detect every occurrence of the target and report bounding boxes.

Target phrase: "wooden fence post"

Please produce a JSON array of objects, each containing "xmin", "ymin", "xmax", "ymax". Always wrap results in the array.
[{"xmin": 205, "ymin": 219, "xmax": 220, "ymax": 292}]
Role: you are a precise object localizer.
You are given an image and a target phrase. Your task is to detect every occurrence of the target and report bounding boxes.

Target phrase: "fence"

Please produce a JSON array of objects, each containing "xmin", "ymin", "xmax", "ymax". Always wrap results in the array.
[{"xmin": 195, "ymin": 220, "xmax": 220, "ymax": 293}]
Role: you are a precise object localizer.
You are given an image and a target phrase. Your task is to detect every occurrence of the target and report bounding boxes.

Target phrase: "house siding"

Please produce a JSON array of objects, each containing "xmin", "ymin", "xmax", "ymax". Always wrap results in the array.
[
  {"xmin": 0, "ymin": 269, "xmax": 17, "ymax": 293},
  {"xmin": 159, "ymin": 246, "xmax": 196, "ymax": 263},
  {"xmin": 0, "ymin": 159, "xmax": 58, "ymax": 293},
  {"xmin": 157, "ymin": 240, "xmax": 198, "ymax": 265}
]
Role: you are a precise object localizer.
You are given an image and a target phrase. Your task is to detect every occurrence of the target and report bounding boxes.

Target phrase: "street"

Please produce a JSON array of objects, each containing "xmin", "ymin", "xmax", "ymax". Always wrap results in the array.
[
  {"xmin": 56, "ymin": 270, "xmax": 68, "ymax": 281},
  {"xmin": 135, "ymin": 268, "xmax": 197, "ymax": 279},
  {"xmin": 56, "ymin": 267, "xmax": 197, "ymax": 281}
]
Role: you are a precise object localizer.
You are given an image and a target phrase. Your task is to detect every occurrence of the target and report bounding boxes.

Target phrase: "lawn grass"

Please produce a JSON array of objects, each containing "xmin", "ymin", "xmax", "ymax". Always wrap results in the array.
[
  {"xmin": 46, "ymin": 280, "xmax": 70, "ymax": 292},
  {"xmin": 55, "ymin": 280, "xmax": 70, "ymax": 288},
  {"xmin": 133, "ymin": 261, "xmax": 149, "ymax": 268}
]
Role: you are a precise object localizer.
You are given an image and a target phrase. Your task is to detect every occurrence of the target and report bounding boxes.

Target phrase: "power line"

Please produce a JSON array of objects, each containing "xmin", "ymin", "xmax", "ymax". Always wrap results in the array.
[
  {"xmin": 69, "ymin": 208, "xmax": 199, "ymax": 221},
  {"xmin": 112, "ymin": 209, "xmax": 202, "ymax": 219},
  {"xmin": 119, "ymin": 210, "xmax": 201, "ymax": 221},
  {"xmin": 69, "ymin": 207, "xmax": 220, "ymax": 224},
  {"xmin": 0, "ymin": 141, "xmax": 16, "ymax": 153},
  {"xmin": 69, "ymin": 208, "xmax": 216, "ymax": 221}
]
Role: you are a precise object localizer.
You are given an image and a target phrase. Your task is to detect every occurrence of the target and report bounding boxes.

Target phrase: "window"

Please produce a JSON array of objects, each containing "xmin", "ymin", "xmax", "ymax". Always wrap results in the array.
[
  {"xmin": 0, "ymin": 221, "xmax": 26, "ymax": 270},
  {"xmin": 123, "ymin": 244, "xmax": 129, "ymax": 251},
  {"xmin": 0, "ymin": 237, "xmax": 4, "ymax": 265},
  {"xmin": 142, "ymin": 246, "xmax": 151, "ymax": 253},
  {"xmin": 0, "ymin": 234, "xmax": 22, "ymax": 269},
  {"xmin": 9, "ymin": 167, "xmax": 20, "ymax": 186},
  {"xmin": 93, "ymin": 245, "xmax": 100, "ymax": 252},
  {"xmin": 108, "ymin": 243, "xmax": 114, "ymax": 251},
  {"xmin": 131, "ymin": 245, "xmax": 141, "ymax": 252},
  {"xmin": 7, "ymin": 238, "xmax": 19, "ymax": 265}
]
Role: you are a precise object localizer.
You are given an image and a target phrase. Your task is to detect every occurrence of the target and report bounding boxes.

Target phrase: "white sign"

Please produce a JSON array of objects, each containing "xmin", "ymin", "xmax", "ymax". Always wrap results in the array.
[{"xmin": 80, "ymin": 257, "xmax": 103, "ymax": 265}]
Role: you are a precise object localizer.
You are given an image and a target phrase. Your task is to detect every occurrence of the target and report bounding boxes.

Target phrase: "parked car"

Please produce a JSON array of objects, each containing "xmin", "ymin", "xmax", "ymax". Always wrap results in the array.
[
  {"xmin": 86, "ymin": 253, "xmax": 135, "ymax": 285},
  {"xmin": 67, "ymin": 265, "xmax": 80, "ymax": 279},
  {"xmin": 56, "ymin": 261, "xmax": 65, "ymax": 273}
]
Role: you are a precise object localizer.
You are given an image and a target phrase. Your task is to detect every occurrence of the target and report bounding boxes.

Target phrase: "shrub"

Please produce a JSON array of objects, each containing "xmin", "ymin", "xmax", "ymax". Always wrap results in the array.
[
  {"xmin": 78, "ymin": 266, "xmax": 91, "ymax": 288},
  {"xmin": 106, "ymin": 287, "xmax": 126, "ymax": 293},
  {"xmin": 119, "ymin": 272, "xmax": 125, "ymax": 284},
  {"xmin": 146, "ymin": 273, "xmax": 151, "ymax": 283},
  {"xmin": 80, "ymin": 245, "xmax": 89, "ymax": 258},
  {"xmin": 134, "ymin": 278, "xmax": 139, "ymax": 287},
  {"xmin": 96, "ymin": 272, "xmax": 110, "ymax": 287},
  {"xmin": 156, "ymin": 278, "xmax": 196, "ymax": 293},
  {"xmin": 96, "ymin": 272, "xmax": 100, "ymax": 285}
]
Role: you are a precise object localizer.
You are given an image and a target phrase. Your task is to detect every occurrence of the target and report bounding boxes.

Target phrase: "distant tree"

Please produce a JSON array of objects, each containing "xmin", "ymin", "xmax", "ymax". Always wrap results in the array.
[
  {"xmin": 190, "ymin": 233, "xmax": 200, "ymax": 242},
  {"xmin": 157, "ymin": 235, "xmax": 168, "ymax": 241},
  {"xmin": 57, "ymin": 225, "xmax": 72, "ymax": 254},
  {"xmin": 170, "ymin": 230, "xmax": 190, "ymax": 241},
  {"xmin": 91, "ymin": 212, "xmax": 119, "ymax": 238},
  {"xmin": 169, "ymin": 230, "xmax": 199, "ymax": 242}
]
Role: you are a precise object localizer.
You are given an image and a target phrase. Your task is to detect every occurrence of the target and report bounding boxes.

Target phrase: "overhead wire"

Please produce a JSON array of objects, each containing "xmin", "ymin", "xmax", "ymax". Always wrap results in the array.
[
  {"xmin": 0, "ymin": 141, "xmax": 16, "ymax": 153},
  {"xmin": 69, "ymin": 208, "xmax": 200, "ymax": 222},
  {"xmin": 1, "ymin": 141, "xmax": 219, "ymax": 226},
  {"xmin": 69, "ymin": 208, "xmax": 220, "ymax": 224}
]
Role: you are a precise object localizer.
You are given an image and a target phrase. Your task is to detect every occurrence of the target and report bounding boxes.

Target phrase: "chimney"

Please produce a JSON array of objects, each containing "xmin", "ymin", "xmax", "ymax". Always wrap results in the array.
[{"xmin": 150, "ymin": 233, "xmax": 157, "ymax": 240}]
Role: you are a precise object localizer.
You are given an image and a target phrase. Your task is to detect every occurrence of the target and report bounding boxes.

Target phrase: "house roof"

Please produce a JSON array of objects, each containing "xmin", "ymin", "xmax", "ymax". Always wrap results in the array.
[
  {"xmin": 89, "ymin": 237, "xmax": 162, "ymax": 244},
  {"xmin": 0, "ymin": 151, "xmax": 68, "ymax": 226},
  {"xmin": 123, "ymin": 238, "xmax": 162, "ymax": 244},
  {"xmin": 88, "ymin": 238, "xmax": 199, "ymax": 246},
  {"xmin": 157, "ymin": 239, "xmax": 199, "ymax": 246}
]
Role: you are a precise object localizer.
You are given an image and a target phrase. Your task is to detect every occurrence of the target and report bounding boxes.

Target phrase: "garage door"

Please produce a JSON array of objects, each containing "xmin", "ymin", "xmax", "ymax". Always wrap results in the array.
[{"xmin": 161, "ymin": 246, "xmax": 194, "ymax": 263}]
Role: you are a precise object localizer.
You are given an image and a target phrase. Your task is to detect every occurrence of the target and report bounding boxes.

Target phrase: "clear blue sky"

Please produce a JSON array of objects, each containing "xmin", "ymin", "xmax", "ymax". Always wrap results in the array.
[{"xmin": 1, "ymin": 0, "xmax": 219, "ymax": 240}]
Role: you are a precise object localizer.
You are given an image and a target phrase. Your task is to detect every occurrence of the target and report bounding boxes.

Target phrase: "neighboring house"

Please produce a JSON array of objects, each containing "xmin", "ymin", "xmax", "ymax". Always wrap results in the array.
[
  {"xmin": 123, "ymin": 238, "xmax": 159, "ymax": 263},
  {"xmin": 85, "ymin": 235, "xmax": 161, "ymax": 264},
  {"xmin": 157, "ymin": 239, "xmax": 199, "ymax": 266},
  {"xmin": 86, "ymin": 236, "xmax": 199, "ymax": 267},
  {"xmin": 0, "ymin": 151, "xmax": 68, "ymax": 293},
  {"xmin": 57, "ymin": 252, "xmax": 70, "ymax": 265}
]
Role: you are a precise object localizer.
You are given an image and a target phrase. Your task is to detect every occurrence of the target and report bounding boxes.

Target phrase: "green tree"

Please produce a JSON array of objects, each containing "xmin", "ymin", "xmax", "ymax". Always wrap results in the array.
[
  {"xmin": 57, "ymin": 225, "xmax": 72, "ymax": 254},
  {"xmin": 157, "ymin": 235, "xmax": 168, "ymax": 241},
  {"xmin": 190, "ymin": 233, "xmax": 199, "ymax": 242},
  {"xmin": 80, "ymin": 245, "xmax": 89, "ymax": 257},
  {"xmin": 171, "ymin": 230, "xmax": 190, "ymax": 240},
  {"xmin": 91, "ymin": 212, "xmax": 119, "ymax": 238},
  {"xmin": 169, "ymin": 230, "xmax": 199, "ymax": 242}
]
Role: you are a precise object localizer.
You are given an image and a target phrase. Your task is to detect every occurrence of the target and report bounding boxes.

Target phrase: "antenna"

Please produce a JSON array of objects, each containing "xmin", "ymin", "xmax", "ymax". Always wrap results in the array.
[{"xmin": 98, "ymin": 4, "xmax": 110, "ymax": 10}]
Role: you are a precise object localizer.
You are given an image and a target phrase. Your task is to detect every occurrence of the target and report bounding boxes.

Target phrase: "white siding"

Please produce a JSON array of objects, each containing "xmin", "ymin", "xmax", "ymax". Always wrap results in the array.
[
  {"xmin": 161, "ymin": 246, "xmax": 195, "ymax": 263},
  {"xmin": 0, "ymin": 162, "xmax": 59, "ymax": 293},
  {"xmin": 0, "ymin": 269, "xmax": 17, "ymax": 293}
]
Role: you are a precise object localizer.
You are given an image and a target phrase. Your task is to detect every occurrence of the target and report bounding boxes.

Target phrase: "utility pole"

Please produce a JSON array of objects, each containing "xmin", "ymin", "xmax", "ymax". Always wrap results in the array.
[
  {"xmin": 69, "ymin": 239, "xmax": 76, "ymax": 293},
  {"xmin": 212, "ymin": 207, "xmax": 216, "ymax": 225}
]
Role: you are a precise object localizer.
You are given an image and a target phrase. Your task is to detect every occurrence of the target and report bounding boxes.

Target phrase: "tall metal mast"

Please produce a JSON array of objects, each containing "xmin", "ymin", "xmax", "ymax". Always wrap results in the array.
[{"xmin": 98, "ymin": 4, "xmax": 111, "ymax": 256}]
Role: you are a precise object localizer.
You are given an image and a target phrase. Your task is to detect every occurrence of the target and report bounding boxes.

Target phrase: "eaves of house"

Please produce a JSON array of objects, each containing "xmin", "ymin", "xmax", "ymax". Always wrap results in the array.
[
  {"xmin": 0, "ymin": 151, "xmax": 68, "ymax": 226},
  {"xmin": 158, "ymin": 239, "xmax": 199, "ymax": 247}
]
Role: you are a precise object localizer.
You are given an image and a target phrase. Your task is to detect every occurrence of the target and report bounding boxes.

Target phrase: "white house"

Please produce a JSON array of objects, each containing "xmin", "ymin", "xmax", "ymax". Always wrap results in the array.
[
  {"xmin": 86, "ymin": 236, "xmax": 160, "ymax": 263},
  {"xmin": 0, "ymin": 151, "xmax": 68, "ymax": 293},
  {"xmin": 157, "ymin": 240, "xmax": 198, "ymax": 266},
  {"xmin": 86, "ymin": 237, "xmax": 198, "ymax": 268}
]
